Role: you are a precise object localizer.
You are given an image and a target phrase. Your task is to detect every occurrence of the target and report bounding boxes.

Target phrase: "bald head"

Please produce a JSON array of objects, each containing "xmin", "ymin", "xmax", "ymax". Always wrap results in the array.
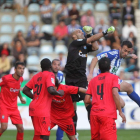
[{"xmin": 71, "ymin": 29, "xmax": 85, "ymax": 40}]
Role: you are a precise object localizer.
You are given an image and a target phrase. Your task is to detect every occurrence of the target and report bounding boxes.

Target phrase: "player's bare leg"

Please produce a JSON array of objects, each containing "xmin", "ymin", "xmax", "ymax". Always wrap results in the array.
[
  {"xmin": 120, "ymin": 81, "xmax": 140, "ymax": 107},
  {"xmin": 0, "ymin": 123, "xmax": 8, "ymax": 136},
  {"xmin": 66, "ymin": 134, "xmax": 76, "ymax": 140},
  {"xmin": 15, "ymin": 124, "xmax": 24, "ymax": 140}
]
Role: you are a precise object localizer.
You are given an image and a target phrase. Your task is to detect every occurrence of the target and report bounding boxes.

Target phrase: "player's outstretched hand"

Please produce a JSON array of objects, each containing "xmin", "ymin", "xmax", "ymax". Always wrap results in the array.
[
  {"xmin": 58, "ymin": 90, "xmax": 64, "ymax": 96},
  {"xmin": 87, "ymin": 73, "xmax": 93, "ymax": 83},
  {"xmin": 103, "ymin": 26, "xmax": 115, "ymax": 36},
  {"xmin": 20, "ymin": 98, "xmax": 26, "ymax": 104},
  {"xmin": 83, "ymin": 26, "xmax": 93, "ymax": 35},
  {"xmin": 131, "ymin": 54, "xmax": 138, "ymax": 59},
  {"xmin": 119, "ymin": 112, "xmax": 126, "ymax": 123}
]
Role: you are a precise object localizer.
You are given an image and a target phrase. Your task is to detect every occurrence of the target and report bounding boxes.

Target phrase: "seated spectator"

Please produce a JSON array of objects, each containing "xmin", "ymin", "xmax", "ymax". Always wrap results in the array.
[
  {"xmin": 130, "ymin": 68, "xmax": 140, "ymax": 82},
  {"xmin": 40, "ymin": 0, "xmax": 53, "ymax": 24},
  {"xmin": 10, "ymin": 53, "xmax": 30, "ymax": 80},
  {"xmin": 127, "ymin": 31, "xmax": 136, "ymax": 45},
  {"xmin": 122, "ymin": 0, "xmax": 135, "ymax": 26},
  {"xmin": 112, "ymin": 19, "xmax": 122, "ymax": 37},
  {"xmin": 27, "ymin": 21, "xmax": 40, "ymax": 37},
  {"xmin": 56, "ymin": 2, "xmax": 69, "ymax": 25},
  {"xmin": 97, "ymin": 38, "xmax": 111, "ymax": 53},
  {"xmin": 52, "ymin": 20, "xmax": 68, "ymax": 49},
  {"xmin": 67, "ymin": 19, "xmax": 80, "ymax": 36},
  {"xmin": 124, "ymin": 58, "xmax": 136, "ymax": 72},
  {"xmin": 122, "ymin": 20, "xmax": 137, "ymax": 40},
  {"xmin": 26, "ymin": 30, "xmax": 40, "ymax": 56},
  {"xmin": 109, "ymin": 0, "xmax": 121, "ymax": 21},
  {"xmin": 0, "ymin": 43, "xmax": 10, "ymax": 57},
  {"xmin": 69, "ymin": 3, "xmax": 80, "ymax": 22},
  {"xmin": 94, "ymin": 19, "xmax": 108, "ymax": 34},
  {"xmin": 58, "ymin": 52, "xmax": 67, "ymax": 71},
  {"xmin": 14, "ymin": 0, "xmax": 29, "ymax": 15},
  {"xmin": 81, "ymin": 9, "xmax": 95, "ymax": 29},
  {"xmin": 29, "ymin": 0, "xmax": 41, "ymax": 5},
  {"xmin": 11, "ymin": 30, "xmax": 26, "ymax": 47},
  {"xmin": 0, "ymin": 51, "xmax": 10, "ymax": 77},
  {"xmin": 12, "ymin": 41, "xmax": 26, "ymax": 61}
]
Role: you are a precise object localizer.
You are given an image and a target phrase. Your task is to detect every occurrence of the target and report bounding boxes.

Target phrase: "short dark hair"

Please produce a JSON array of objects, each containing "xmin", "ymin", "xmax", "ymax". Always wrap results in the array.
[
  {"xmin": 121, "ymin": 40, "xmax": 133, "ymax": 48},
  {"xmin": 52, "ymin": 59, "xmax": 60, "ymax": 64},
  {"xmin": 15, "ymin": 61, "xmax": 25, "ymax": 69},
  {"xmin": 98, "ymin": 57, "xmax": 111, "ymax": 73},
  {"xmin": 40, "ymin": 58, "xmax": 51, "ymax": 71}
]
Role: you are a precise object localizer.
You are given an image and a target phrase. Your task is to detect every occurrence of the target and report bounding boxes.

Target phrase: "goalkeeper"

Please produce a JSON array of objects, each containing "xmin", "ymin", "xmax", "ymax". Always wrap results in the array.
[{"xmin": 64, "ymin": 26, "xmax": 115, "ymax": 139}]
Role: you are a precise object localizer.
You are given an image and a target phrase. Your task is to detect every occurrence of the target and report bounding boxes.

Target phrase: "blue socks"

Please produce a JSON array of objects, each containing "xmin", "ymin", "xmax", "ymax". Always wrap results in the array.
[
  {"xmin": 56, "ymin": 126, "xmax": 64, "ymax": 140},
  {"xmin": 128, "ymin": 91, "xmax": 140, "ymax": 107}
]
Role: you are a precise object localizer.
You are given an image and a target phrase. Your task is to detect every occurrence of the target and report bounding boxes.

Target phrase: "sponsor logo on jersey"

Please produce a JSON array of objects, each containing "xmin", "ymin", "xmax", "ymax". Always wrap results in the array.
[
  {"xmin": 0, "ymin": 78, "xmax": 2, "ymax": 83},
  {"xmin": 52, "ymin": 99, "xmax": 65, "ymax": 103},
  {"xmin": 10, "ymin": 88, "xmax": 20, "ymax": 92},
  {"xmin": 77, "ymin": 39, "xmax": 83, "ymax": 41},
  {"xmin": 101, "ymin": 53, "xmax": 108, "ymax": 58},
  {"xmin": 79, "ymin": 50, "xmax": 87, "ymax": 57},
  {"xmin": 51, "ymin": 78, "xmax": 55, "ymax": 85}
]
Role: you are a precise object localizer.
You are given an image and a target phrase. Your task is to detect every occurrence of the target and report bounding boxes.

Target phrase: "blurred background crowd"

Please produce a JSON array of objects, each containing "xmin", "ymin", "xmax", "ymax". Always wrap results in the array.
[{"xmin": 0, "ymin": 0, "xmax": 139, "ymax": 82}]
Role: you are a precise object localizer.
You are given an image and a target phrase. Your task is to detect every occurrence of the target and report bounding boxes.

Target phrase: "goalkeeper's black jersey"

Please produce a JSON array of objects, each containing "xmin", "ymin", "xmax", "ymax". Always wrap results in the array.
[{"xmin": 64, "ymin": 38, "xmax": 93, "ymax": 78}]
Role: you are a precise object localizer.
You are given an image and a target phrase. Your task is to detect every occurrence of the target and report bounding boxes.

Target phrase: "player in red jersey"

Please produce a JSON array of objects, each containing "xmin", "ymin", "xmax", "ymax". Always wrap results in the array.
[
  {"xmin": 23, "ymin": 58, "xmax": 64, "ymax": 140},
  {"xmin": 0, "ymin": 61, "xmax": 26, "ymax": 140},
  {"xmin": 51, "ymin": 78, "xmax": 87, "ymax": 140},
  {"xmin": 85, "ymin": 57, "xmax": 126, "ymax": 140}
]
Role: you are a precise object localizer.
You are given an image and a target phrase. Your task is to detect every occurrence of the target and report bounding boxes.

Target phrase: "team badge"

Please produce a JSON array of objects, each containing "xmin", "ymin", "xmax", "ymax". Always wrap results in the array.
[
  {"xmin": 0, "ymin": 78, "xmax": 2, "ymax": 83},
  {"xmin": 77, "ymin": 39, "xmax": 83, "ymax": 41},
  {"xmin": 84, "ymin": 46, "xmax": 87, "ymax": 49},
  {"xmin": 48, "ymin": 126, "xmax": 50, "ymax": 131},
  {"xmin": 51, "ymin": 78, "xmax": 55, "ymax": 84},
  {"xmin": 2, "ymin": 115, "xmax": 4, "ymax": 119}
]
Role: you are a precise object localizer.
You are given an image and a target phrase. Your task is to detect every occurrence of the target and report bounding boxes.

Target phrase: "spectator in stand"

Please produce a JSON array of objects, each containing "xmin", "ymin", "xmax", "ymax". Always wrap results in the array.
[
  {"xmin": 122, "ymin": 0, "xmax": 135, "ymax": 25},
  {"xmin": 94, "ymin": 19, "xmax": 108, "ymax": 34},
  {"xmin": 112, "ymin": 19, "xmax": 122, "ymax": 37},
  {"xmin": 0, "ymin": 43, "xmax": 10, "ymax": 57},
  {"xmin": 40, "ymin": 0, "xmax": 53, "ymax": 24},
  {"xmin": 97, "ymin": 37, "xmax": 111, "ymax": 54},
  {"xmin": 26, "ymin": 29, "xmax": 40, "ymax": 56},
  {"xmin": 10, "ymin": 53, "xmax": 30, "ymax": 80},
  {"xmin": 69, "ymin": 3, "xmax": 80, "ymax": 22},
  {"xmin": 56, "ymin": 2, "xmax": 69, "ymax": 25},
  {"xmin": 109, "ymin": 0, "xmax": 121, "ymax": 21},
  {"xmin": 52, "ymin": 20, "xmax": 68, "ymax": 49},
  {"xmin": 125, "ymin": 58, "xmax": 136, "ymax": 72},
  {"xmin": 67, "ymin": 19, "xmax": 80, "ymax": 36},
  {"xmin": 27, "ymin": 21, "xmax": 40, "ymax": 37},
  {"xmin": 0, "ymin": 51, "xmax": 10, "ymax": 77},
  {"xmin": 58, "ymin": 52, "xmax": 67, "ymax": 71},
  {"xmin": 12, "ymin": 41, "xmax": 26, "ymax": 62},
  {"xmin": 81, "ymin": 9, "xmax": 95, "ymax": 29},
  {"xmin": 130, "ymin": 68, "xmax": 140, "ymax": 82},
  {"xmin": 14, "ymin": 0, "xmax": 29, "ymax": 16},
  {"xmin": 11, "ymin": 31, "xmax": 26, "ymax": 48},
  {"xmin": 127, "ymin": 31, "xmax": 136, "ymax": 45},
  {"xmin": 122, "ymin": 20, "xmax": 137, "ymax": 40},
  {"xmin": 29, "ymin": 0, "xmax": 41, "ymax": 5}
]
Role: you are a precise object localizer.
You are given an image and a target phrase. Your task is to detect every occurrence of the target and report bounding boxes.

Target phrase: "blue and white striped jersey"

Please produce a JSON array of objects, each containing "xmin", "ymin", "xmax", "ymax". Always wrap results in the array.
[
  {"xmin": 97, "ymin": 49, "xmax": 122, "ymax": 75},
  {"xmin": 57, "ymin": 71, "xmax": 63, "ymax": 83}
]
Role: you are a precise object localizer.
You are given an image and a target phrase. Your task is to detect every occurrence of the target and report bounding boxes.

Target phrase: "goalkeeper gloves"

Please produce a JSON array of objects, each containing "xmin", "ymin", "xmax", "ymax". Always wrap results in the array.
[{"xmin": 102, "ymin": 26, "xmax": 115, "ymax": 36}]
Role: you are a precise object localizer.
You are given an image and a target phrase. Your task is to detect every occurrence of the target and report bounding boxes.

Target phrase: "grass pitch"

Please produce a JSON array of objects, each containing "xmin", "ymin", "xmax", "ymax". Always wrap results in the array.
[{"xmin": 0, "ymin": 129, "xmax": 139, "ymax": 140}]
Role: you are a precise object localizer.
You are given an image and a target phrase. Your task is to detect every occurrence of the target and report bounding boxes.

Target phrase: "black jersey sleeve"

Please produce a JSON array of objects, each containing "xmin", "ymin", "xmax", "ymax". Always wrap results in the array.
[
  {"xmin": 86, "ymin": 44, "xmax": 93, "ymax": 52},
  {"xmin": 72, "ymin": 39, "xmax": 87, "ymax": 47}
]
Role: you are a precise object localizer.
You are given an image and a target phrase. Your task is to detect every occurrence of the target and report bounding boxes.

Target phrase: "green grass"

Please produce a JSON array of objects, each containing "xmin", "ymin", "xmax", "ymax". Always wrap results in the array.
[{"xmin": 0, "ymin": 130, "xmax": 139, "ymax": 140}]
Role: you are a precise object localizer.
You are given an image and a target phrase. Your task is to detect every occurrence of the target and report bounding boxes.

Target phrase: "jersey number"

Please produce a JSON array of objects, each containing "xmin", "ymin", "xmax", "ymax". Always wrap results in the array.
[
  {"xmin": 97, "ymin": 84, "xmax": 104, "ymax": 100},
  {"xmin": 34, "ymin": 84, "xmax": 42, "ymax": 95}
]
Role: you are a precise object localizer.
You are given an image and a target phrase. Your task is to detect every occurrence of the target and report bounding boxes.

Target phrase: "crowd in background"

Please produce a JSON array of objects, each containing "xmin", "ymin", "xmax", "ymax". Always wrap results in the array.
[{"xmin": 0, "ymin": 0, "xmax": 139, "ymax": 82}]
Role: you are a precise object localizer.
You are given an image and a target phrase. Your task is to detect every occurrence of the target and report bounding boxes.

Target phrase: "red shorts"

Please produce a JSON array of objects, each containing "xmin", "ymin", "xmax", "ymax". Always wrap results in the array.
[
  {"xmin": 51, "ymin": 117, "xmax": 75, "ymax": 136},
  {"xmin": 90, "ymin": 115, "xmax": 117, "ymax": 140},
  {"xmin": 0, "ymin": 105, "xmax": 22, "ymax": 124},
  {"xmin": 31, "ymin": 116, "xmax": 51, "ymax": 136}
]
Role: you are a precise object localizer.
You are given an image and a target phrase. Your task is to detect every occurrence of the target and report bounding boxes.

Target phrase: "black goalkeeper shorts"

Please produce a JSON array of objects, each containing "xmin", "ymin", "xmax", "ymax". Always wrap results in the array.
[{"xmin": 65, "ymin": 75, "xmax": 88, "ymax": 102}]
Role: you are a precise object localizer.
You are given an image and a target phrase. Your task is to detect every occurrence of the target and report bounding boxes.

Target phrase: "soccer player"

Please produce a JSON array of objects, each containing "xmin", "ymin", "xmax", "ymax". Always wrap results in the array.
[
  {"xmin": 64, "ymin": 26, "xmax": 115, "ymax": 138},
  {"xmin": 51, "ymin": 59, "xmax": 64, "ymax": 140},
  {"xmin": 87, "ymin": 40, "xmax": 140, "ymax": 107},
  {"xmin": 85, "ymin": 57, "xmax": 126, "ymax": 140},
  {"xmin": 22, "ymin": 58, "xmax": 64, "ymax": 140},
  {"xmin": 51, "ymin": 78, "xmax": 87, "ymax": 140},
  {"xmin": 0, "ymin": 61, "xmax": 26, "ymax": 140}
]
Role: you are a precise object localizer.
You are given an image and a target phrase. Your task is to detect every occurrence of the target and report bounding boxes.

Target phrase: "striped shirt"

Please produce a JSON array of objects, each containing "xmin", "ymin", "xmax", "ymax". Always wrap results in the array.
[{"xmin": 40, "ymin": 4, "xmax": 52, "ymax": 18}]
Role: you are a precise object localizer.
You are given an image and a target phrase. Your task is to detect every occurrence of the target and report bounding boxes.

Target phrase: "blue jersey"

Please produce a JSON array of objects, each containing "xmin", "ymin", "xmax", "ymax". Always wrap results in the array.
[
  {"xmin": 97, "ymin": 49, "xmax": 122, "ymax": 75},
  {"xmin": 57, "ymin": 71, "xmax": 63, "ymax": 83}
]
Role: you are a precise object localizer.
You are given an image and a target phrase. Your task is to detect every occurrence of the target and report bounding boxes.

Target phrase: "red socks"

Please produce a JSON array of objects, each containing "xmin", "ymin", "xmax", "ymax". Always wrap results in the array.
[
  {"xmin": 0, "ymin": 133, "xmax": 2, "ymax": 136},
  {"xmin": 16, "ymin": 132, "xmax": 24, "ymax": 140},
  {"xmin": 33, "ymin": 135, "xmax": 41, "ymax": 140}
]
